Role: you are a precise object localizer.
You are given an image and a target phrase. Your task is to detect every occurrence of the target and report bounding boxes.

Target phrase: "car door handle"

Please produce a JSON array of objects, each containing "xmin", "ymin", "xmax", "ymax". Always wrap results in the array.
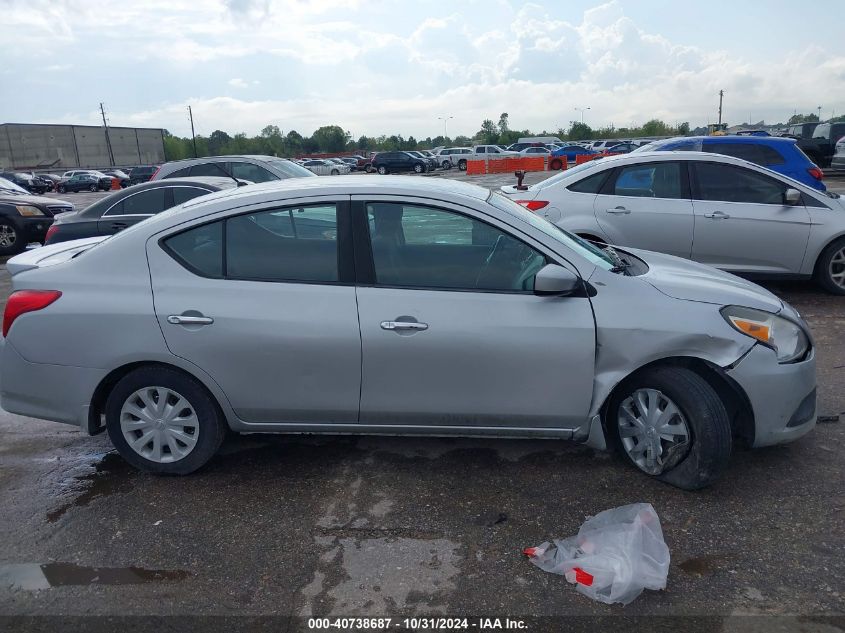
[
  {"xmin": 111, "ymin": 222, "xmax": 128, "ymax": 230},
  {"xmin": 606, "ymin": 206, "xmax": 631, "ymax": 214},
  {"xmin": 167, "ymin": 315, "xmax": 214, "ymax": 325},
  {"xmin": 703, "ymin": 211, "xmax": 731, "ymax": 219},
  {"xmin": 380, "ymin": 321, "xmax": 428, "ymax": 331}
]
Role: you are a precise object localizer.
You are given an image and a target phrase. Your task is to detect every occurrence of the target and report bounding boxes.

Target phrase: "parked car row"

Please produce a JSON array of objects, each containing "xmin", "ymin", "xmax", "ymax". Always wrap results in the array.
[{"xmin": 0, "ymin": 176, "xmax": 73, "ymax": 255}]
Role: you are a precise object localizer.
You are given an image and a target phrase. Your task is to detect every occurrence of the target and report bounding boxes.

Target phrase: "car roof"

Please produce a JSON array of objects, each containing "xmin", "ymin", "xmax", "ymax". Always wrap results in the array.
[
  {"xmin": 160, "ymin": 154, "xmax": 284, "ymax": 166},
  {"xmin": 181, "ymin": 174, "xmax": 489, "ymax": 212},
  {"xmin": 654, "ymin": 135, "xmax": 796, "ymax": 145}
]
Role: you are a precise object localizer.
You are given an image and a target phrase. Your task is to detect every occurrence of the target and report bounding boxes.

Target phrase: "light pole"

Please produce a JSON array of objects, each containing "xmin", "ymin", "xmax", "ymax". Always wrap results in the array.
[
  {"xmin": 574, "ymin": 107, "xmax": 590, "ymax": 124},
  {"xmin": 437, "ymin": 115, "xmax": 454, "ymax": 139}
]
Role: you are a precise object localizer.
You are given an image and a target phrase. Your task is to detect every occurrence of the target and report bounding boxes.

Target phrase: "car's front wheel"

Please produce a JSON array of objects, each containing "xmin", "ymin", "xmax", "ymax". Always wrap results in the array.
[
  {"xmin": 413, "ymin": 163, "xmax": 424, "ymax": 173},
  {"xmin": 0, "ymin": 221, "xmax": 24, "ymax": 256},
  {"xmin": 606, "ymin": 366, "xmax": 731, "ymax": 490},
  {"xmin": 458, "ymin": 159, "xmax": 467, "ymax": 171},
  {"xmin": 442, "ymin": 160, "xmax": 451, "ymax": 169},
  {"xmin": 106, "ymin": 366, "xmax": 227, "ymax": 474},
  {"xmin": 331, "ymin": 169, "xmax": 340, "ymax": 176},
  {"xmin": 815, "ymin": 237, "xmax": 845, "ymax": 295},
  {"xmin": 88, "ymin": 184, "xmax": 97, "ymax": 192},
  {"xmin": 377, "ymin": 165, "xmax": 388, "ymax": 175},
  {"xmin": 57, "ymin": 185, "xmax": 66, "ymax": 193}
]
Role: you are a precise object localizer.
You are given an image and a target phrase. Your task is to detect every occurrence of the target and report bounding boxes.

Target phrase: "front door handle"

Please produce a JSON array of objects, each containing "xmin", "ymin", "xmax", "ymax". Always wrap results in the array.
[
  {"xmin": 606, "ymin": 206, "xmax": 631, "ymax": 214},
  {"xmin": 111, "ymin": 222, "xmax": 128, "ymax": 231},
  {"xmin": 167, "ymin": 315, "xmax": 214, "ymax": 325},
  {"xmin": 703, "ymin": 211, "xmax": 731, "ymax": 219},
  {"xmin": 380, "ymin": 321, "xmax": 429, "ymax": 331}
]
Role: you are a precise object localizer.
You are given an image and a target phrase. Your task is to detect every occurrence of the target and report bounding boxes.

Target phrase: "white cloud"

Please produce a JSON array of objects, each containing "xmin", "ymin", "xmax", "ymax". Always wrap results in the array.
[{"xmin": 228, "ymin": 78, "xmax": 249, "ymax": 88}]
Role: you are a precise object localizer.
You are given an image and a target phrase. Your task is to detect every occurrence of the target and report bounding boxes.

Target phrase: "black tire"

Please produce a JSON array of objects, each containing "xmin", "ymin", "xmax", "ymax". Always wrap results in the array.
[
  {"xmin": 377, "ymin": 165, "xmax": 388, "ymax": 175},
  {"xmin": 0, "ymin": 220, "xmax": 25, "ymax": 256},
  {"xmin": 89, "ymin": 184, "xmax": 97, "ymax": 192},
  {"xmin": 57, "ymin": 186, "xmax": 66, "ymax": 193},
  {"xmin": 606, "ymin": 366, "xmax": 731, "ymax": 490},
  {"xmin": 105, "ymin": 366, "xmax": 227, "ymax": 475},
  {"xmin": 413, "ymin": 163, "xmax": 424, "ymax": 173},
  {"xmin": 815, "ymin": 237, "xmax": 845, "ymax": 295},
  {"xmin": 550, "ymin": 158, "xmax": 563, "ymax": 170},
  {"xmin": 330, "ymin": 169, "xmax": 339, "ymax": 175},
  {"xmin": 458, "ymin": 159, "xmax": 467, "ymax": 171},
  {"xmin": 442, "ymin": 160, "xmax": 451, "ymax": 170},
  {"xmin": 365, "ymin": 165, "xmax": 374, "ymax": 173}
]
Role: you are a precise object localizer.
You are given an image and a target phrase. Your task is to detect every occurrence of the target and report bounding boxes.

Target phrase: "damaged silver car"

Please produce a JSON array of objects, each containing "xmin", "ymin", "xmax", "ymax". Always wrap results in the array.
[{"xmin": 0, "ymin": 176, "xmax": 816, "ymax": 489}]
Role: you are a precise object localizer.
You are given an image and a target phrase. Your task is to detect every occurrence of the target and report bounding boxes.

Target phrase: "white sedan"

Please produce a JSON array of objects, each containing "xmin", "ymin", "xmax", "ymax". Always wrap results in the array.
[
  {"xmin": 501, "ymin": 151, "xmax": 845, "ymax": 293},
  {"xmin": 302, "ymin": 159, "xmax": 350, "ymax": 176},
  {"xmin": 520, "ymin": 147, "xmax": 551, "ymax": 155}
]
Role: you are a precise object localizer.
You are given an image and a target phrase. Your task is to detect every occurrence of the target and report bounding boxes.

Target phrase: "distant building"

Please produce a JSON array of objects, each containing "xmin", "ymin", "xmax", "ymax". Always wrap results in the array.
[{"xmin": 0, "ymin": 123, "xmax": 166, "ymax": 171}]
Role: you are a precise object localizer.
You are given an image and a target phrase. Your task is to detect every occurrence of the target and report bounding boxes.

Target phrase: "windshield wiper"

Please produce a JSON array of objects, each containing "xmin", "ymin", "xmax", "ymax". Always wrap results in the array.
[{"xmin": 603, "ymin": 245, "xmax": 632, "ymax": 275}]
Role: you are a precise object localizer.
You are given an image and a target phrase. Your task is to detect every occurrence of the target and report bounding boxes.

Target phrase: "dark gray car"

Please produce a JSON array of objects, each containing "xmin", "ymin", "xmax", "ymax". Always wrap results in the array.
[
  {"xmin": 44, "ymin": 177, "xmax": 238, "ymax": 245},
  {"xmin": 153, "ymin": 155, "xmax": 315, "ymax": 182}
]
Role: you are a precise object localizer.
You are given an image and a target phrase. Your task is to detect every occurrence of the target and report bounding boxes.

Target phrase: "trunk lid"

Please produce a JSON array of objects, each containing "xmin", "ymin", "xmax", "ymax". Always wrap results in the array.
[{"xmin": 6, "ymin": 236, "xmax": 108, "ymax": 276}]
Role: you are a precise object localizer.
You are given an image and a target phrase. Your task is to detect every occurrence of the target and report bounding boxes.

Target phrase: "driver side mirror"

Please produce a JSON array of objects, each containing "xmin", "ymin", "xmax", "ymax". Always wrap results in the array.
[
  {"xmin": 534, "ymin": 264, "xmax": 581, "ymax": 296},
  {"xmin": 784, "ymin": 188, "xmax": 801, "ymax": 205}
]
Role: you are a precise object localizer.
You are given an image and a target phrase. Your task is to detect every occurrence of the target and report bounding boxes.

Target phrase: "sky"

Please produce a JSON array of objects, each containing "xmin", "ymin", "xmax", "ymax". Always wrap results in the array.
[{"xmin": 1, "ymin": 0, "xmax": 844, "ymax": 139}]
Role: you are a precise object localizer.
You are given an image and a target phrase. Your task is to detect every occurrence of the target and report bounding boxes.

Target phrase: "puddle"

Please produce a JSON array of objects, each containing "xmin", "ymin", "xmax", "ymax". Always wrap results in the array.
[
  {"xmin": 678, "ymin": 555, "xmax": 728, "ymax": 577},
  {"xmin": 0, "ymin": 563, "xmax": 190, "ymax": 590},
  {"xmin": 46, "ymin": 452, "xmax": 134, "ymax": 523}
]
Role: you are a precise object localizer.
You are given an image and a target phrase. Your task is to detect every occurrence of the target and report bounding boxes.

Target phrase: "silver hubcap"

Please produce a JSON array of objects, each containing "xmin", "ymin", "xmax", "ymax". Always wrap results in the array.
[
  {"xmin": 120, "ymin": 387, "xmax": 199, "ymax": 463},
  {"xmin": 828, "ymin": 247, "xmax": 845, "ymax": 289},
  {"xmin": 618, "ymin": 388, "xmax": 690, "ymax": 476},
  {"xmin": 0, "ymin": 225, "xmax": 16, "ymax": 248}
]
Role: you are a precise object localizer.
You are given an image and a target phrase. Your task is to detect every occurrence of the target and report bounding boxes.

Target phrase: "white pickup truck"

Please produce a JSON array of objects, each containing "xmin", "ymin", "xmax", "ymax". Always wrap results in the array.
[{"xmin": 437, "ymin": 145, "xmax": 519, "ymax": 170}]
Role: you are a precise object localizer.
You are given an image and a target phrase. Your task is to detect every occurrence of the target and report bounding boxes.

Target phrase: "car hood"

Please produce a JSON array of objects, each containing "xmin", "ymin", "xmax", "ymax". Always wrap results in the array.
[
  {"xmin": 0, "ymin": 192, "xmax": 66, "ymax": 207},
  {"xmin": 626, "ymin": 247, "xmax": 784, "ymax": 313}
]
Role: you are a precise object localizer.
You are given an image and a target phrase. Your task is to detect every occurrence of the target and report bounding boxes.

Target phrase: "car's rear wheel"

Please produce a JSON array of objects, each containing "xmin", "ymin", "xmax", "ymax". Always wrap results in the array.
[
  {"xmin": 442, "ymin": 160, "xmax": 451, "ymax": 169},
  {"xmin": 0, "ymin": 221, "xmax": 24, "ymax": 255},
  {"xmin": 106, "ymin": 366, "xmax": 227, "ymax": 475},
  {"xmin": 331, "ymin": 169, "xmax": 339, "ymax": 175},
  {"xmin": 377, "ymin": 165, "xmax": 388, "ymax": 175},
  {"xmin": 815, "ymin": 237, "xmax": 845, "ymax": 295},
  {"xmin": 88, "ymin": 184, "xmax": 97, "ymax": 192},
  {"xmin": 606, "ymin": 366, "xmax": 731, "ymax": 490},
  {"xmin": 458, "ymin": 159, "xmax": 467, "ymax": 171},
  {"xmin": 57, "ymin": 185, "xmax": 66, "ymax": 193}
]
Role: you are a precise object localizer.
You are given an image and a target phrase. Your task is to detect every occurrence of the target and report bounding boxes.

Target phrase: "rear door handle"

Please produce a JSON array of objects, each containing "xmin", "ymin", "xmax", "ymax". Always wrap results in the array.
[
  {"xmin": 606, "ymin": 206, "xmax": 631, "ymax": 214},
  {"xmin": 111, "ymin": 222, "xmax": 128, "ymax": 230},
  {"xmin": 703, "ymin": 211, "xmax": 731, "ymax": 219},
  {"xmin": 380, "ymin": 321, "xmax": 428, "ymax": 331},
  {"xmin": 167, "ymin": 315, "xmax": 214, "ymax": 325}
]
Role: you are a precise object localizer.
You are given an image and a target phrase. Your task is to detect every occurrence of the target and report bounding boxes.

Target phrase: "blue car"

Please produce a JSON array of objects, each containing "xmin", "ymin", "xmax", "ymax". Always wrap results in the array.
[
  {"xmin": 639, "ymin": 135, "xmax": 826, "ymax": 191},
  {"xmin": 548, "ymin": 145, "xmax": 597, "ymax": 170}
]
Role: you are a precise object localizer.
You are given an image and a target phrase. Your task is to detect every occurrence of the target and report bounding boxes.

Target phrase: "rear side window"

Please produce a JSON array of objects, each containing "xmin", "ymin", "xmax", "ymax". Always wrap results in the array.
[
  {"xmin": 568, "ymin": 171, "xmax": 609, "ymax": 194},
  {"xmin": 172, "ymin": 186, "xmax": 213, "ymax": 206},
  {"xmin": 230, "ymin": 162, "xmax": 276, "ymax": 183},
  {"xmin": 705, "ymin": 142, "xmax": 785, "ymax": 166},
  {"xmin": 164, "ymin": 204, "xmax": 338, "ymax": 282},
  {"xmin": 106, "ymin": 187, "xmax": 168, "ymax": 216},
  {"xmin": 164, "ymin": 167, "xmax": 191, "ymax": 179}
]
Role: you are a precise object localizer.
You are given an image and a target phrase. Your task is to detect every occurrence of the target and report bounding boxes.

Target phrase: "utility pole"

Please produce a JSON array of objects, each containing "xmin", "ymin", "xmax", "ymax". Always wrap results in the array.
[
  {"xmin": 574, "ymin": 106, "xmax": 590, "ymax": 124},
  {"xmin": 188, "ymin": 105, "xmax": 198, "ymax": 157},
  {"xmin": 437, "ymin": 115, "xmax": 453, "ymax": 140},
  {"xmin": 717, "ymin": 90, "xmax": 724, "ymax": 125},
  {"xmin": 100, "ymin": 102, "xmax": 115, "ymax": 166},
  {"xmin": 817, "ymin": 105, "xmax": 822, "ymax": 121}
]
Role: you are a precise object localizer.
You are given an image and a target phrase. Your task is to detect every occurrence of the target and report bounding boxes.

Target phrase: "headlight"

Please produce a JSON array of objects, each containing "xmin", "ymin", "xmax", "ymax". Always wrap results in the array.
[
  {"xmin": 15, "ymin": 205, "xmax": 45, "ymax": 217},
  {"xmin": 721, "ymin": 305, "xmax": 809, "ymax": 363}
]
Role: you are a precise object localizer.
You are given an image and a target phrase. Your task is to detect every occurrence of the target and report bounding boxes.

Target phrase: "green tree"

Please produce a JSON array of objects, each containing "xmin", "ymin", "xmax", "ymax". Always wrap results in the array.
[
  {"xmin": 677, "ymin": 122, "xmax": 690, "ymax": 135},
  {"xmin": 567, "ymin": 122, "xmax": 593, "ymax": 141},
  {"xmin": 477, "ymin": 119, "xmax": 498, "ymax": 144},
  {"xmin": 788, "ymin": 113, "xmax": 819, "ymax": 124},
  {"xmin": 498, "ymin": 112, "xmax": 509, "ymax": 134},
  {"xmin": 453, "ymin": 135, "xmax": 472, "ymax": 146},
  {"xmin": 208, "ymin": 130, "xmax": 232, "ymax": 155},
  {"xmin": 311, "ymin": 125, "xmax": 349, "ymax": 152},
  {"xmin": 285, "ymin": 130, "xmax": 303, "ymax": 155},
  {"xmin": 641, "ymin": 119, "xmax": 670, "ymax": 137}
]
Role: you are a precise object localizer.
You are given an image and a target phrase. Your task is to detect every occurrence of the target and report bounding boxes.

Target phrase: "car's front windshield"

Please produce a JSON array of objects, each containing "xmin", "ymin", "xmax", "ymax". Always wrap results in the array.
[{"xmin": 487, "ymin": 191, "xmax": 614, "ymax": 270}]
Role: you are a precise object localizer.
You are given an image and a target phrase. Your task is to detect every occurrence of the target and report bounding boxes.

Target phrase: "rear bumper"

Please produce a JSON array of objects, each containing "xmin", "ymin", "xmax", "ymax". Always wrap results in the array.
[
  {"xmin": 725, "ymin": 344, "xmax": 817, "ymax": 447},
  {"xmin": 0, "ymin": 339, "xmax": 104, "ymax": 429}
]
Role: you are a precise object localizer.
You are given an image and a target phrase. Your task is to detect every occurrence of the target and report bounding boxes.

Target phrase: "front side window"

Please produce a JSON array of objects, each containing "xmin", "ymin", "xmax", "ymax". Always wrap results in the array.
[
  {"xmin": 190, "ymin": 162, "xmax": 230, "ymax": 177},
  {"xmin": 230, "ymin": 162, "xmax": 275, "ymax": 183},
  {"xmin": 694, "ymin": 162, "xmax": 788, "ymax": 204},
  {"xmin": 164, "ymin": 204, "xmax": 338, "ymax": 282},
  {"xmin": 611, "ymin": 162, "xmax": 683, "ymax": 199},
  {"xmin": 366, "ymin": 203, "xmax": 545, "ymax": 292}
]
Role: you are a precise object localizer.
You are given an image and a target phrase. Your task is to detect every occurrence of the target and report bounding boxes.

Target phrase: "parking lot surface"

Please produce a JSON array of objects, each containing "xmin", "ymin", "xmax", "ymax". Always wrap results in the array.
[{"xmin": 1, "ymin": 174, "xmax": 844, "ymax": 628}]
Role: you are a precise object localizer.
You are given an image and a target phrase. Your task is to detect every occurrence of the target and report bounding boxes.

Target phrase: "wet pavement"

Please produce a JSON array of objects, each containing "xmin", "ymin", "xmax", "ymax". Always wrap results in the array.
[{"xmin": 1, "ymin": 196, "xmax": 844, "ymax": 629}]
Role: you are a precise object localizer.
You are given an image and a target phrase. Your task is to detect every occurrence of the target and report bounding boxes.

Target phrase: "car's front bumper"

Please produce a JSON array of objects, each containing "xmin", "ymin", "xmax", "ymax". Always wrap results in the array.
[
  {"xmin": 21, "ymin": 217, "xmax": 53, "ymax": 242},
  {"xmin": 725, "ymin": 344, "xmax": 817, "ymax": 447}
]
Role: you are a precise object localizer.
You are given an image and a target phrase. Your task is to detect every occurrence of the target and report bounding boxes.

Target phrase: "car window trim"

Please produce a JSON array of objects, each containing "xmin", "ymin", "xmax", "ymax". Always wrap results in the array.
[
  {"xmin": 160, "ymin": 197, "xmax": 355, "ymax": 285},
  {"xmin": 350, "ymin": 198, "xmax": 549, "ymax": 295},
  {"xmin": 103, "ymin": 186, "xmax": 172, "ymax": 217}
]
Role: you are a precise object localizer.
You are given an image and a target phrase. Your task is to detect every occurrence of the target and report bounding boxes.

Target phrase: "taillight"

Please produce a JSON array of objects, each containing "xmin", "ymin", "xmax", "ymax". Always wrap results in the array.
[
  {"xmin": 44, "ymin": 225, "xmax": 59, "ymax": 243},
  {"xmin": 516, "ymin": 200, "xmax": 549, "ymax": 211},
  {"xmin": 149, "ymin": 166, "xmax": 161, "ymax": 181},
  {"xmin": 3, "ymin": 290, "xmax": 62, "ymax": 337},
  {"xmin": 807, "ymin": 167, "xmax": 824, "ymax": 181}
]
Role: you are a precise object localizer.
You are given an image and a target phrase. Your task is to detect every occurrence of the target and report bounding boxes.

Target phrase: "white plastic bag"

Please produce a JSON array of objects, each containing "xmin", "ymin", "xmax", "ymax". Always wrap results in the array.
[{"xmin": 523, "ymin": 503, "xmax": 669, "ymax": 605}]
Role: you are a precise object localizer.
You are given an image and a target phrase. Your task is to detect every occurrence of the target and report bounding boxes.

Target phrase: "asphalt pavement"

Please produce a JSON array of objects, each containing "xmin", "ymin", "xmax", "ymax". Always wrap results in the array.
[{"xmin": 0, "ymin": 173, "xmax": 843, "ymax": 630}]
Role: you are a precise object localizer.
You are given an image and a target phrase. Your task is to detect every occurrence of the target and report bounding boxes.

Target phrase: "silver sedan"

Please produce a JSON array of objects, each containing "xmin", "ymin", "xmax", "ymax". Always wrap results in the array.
[
  {"xmin": 0, "ymin": 176, "xmax": 816, "ymax": 489},
  {"xmin": 502, "ymin": 152, "xmax": 845, "ymax": 294}
]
